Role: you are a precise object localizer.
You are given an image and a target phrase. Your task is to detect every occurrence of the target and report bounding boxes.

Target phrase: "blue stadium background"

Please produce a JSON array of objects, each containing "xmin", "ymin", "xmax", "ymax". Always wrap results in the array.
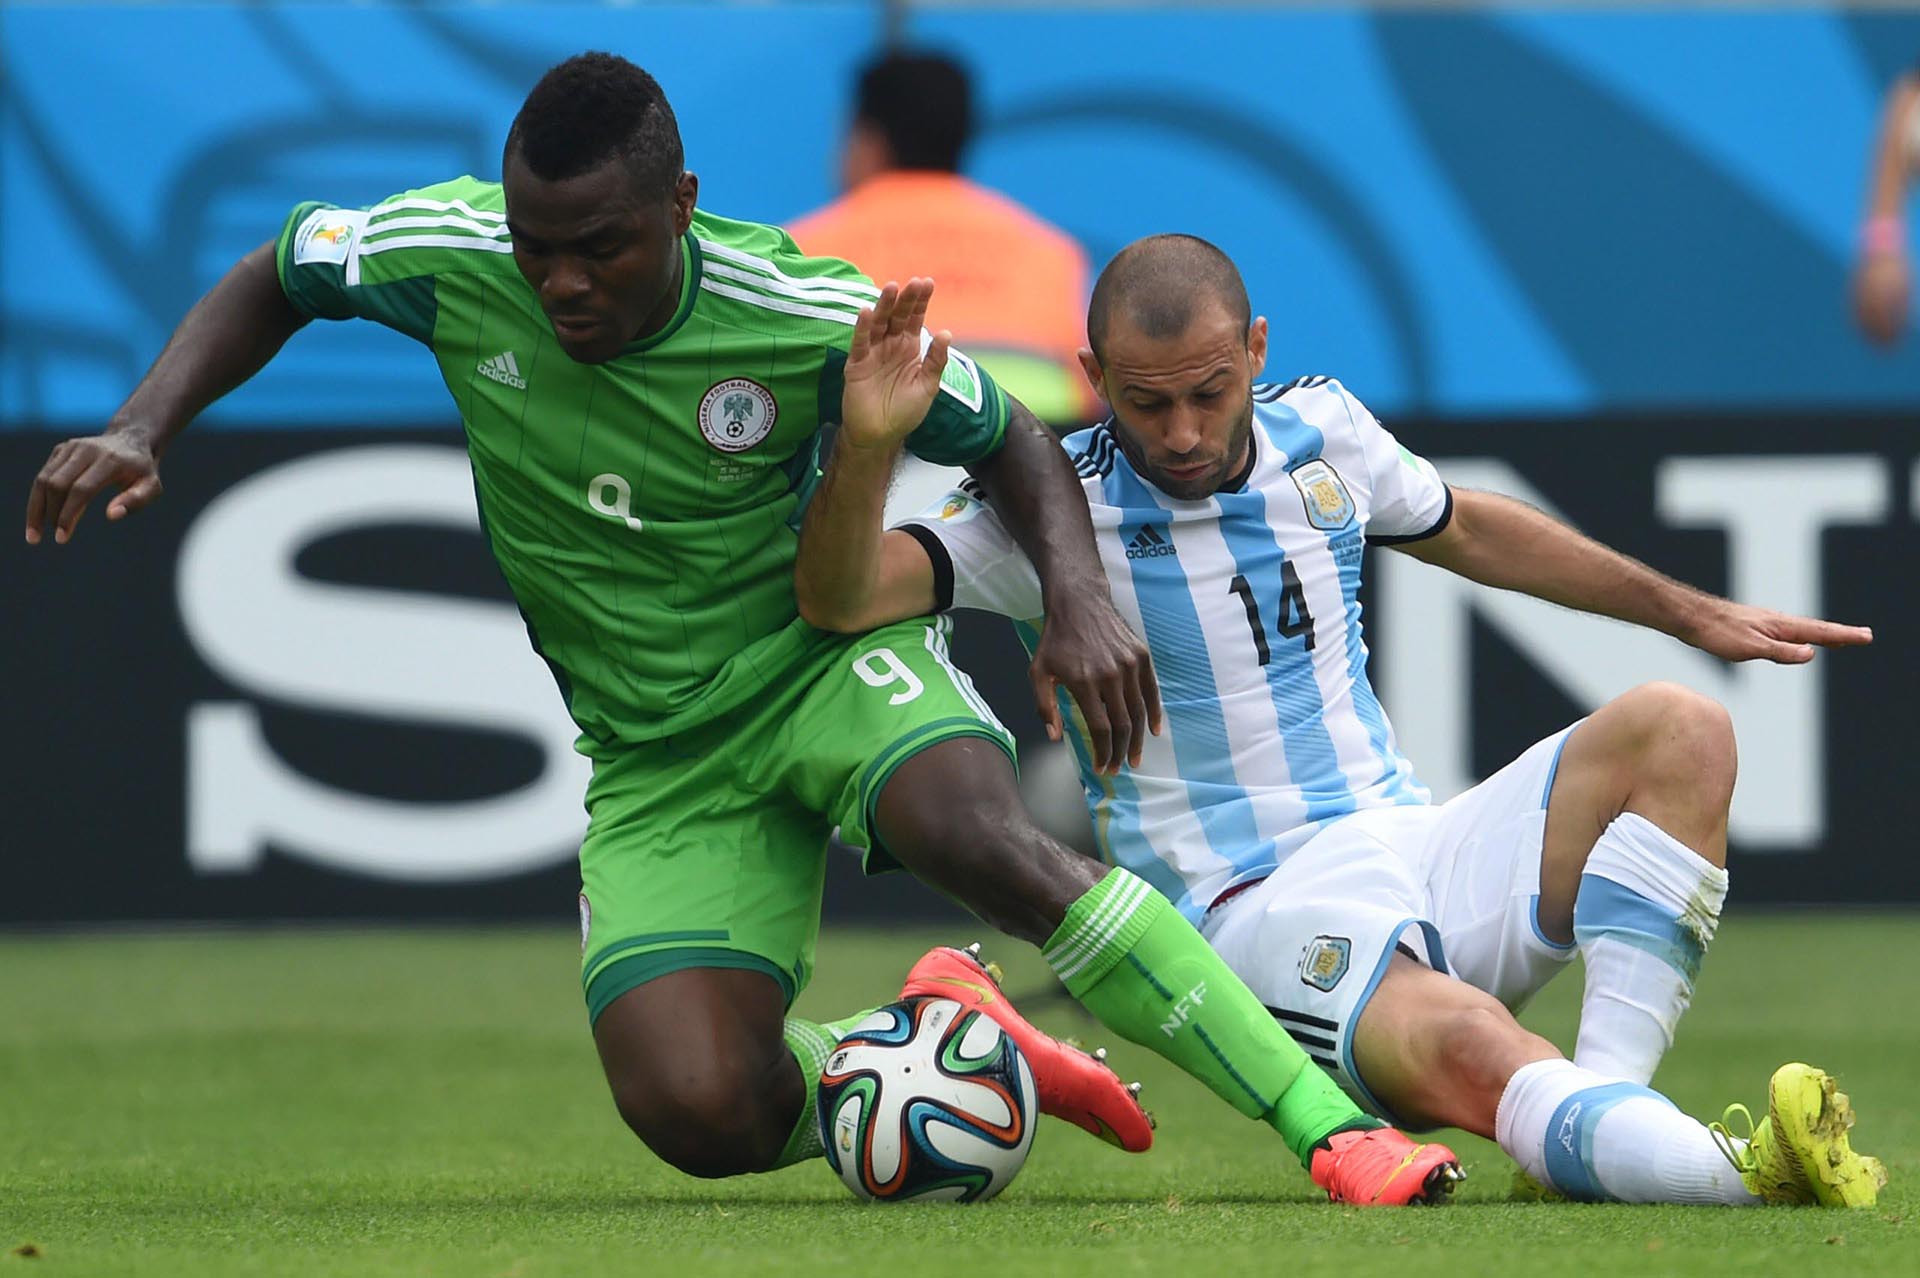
[{"xmin": 7, "ymin": 2, "xmax": 1920, "ymax": 426}]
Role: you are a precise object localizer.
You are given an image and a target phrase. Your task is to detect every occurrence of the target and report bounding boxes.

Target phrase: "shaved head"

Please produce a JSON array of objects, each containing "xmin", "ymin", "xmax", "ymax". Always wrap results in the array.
[
  {"xmin": 1087, "ymin": 234, "xmax": 1251, "ymax": 363},
  {"xmin": 1077, "ymin": 233, "xmax": 1266, "ymax": 501}
]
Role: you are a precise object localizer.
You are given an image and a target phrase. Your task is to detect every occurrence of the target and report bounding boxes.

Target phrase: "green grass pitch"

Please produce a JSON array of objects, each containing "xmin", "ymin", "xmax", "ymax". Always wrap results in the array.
[{"xmin": 2, "ymin": 914, "xmax": 1913, "ymax": 1276}]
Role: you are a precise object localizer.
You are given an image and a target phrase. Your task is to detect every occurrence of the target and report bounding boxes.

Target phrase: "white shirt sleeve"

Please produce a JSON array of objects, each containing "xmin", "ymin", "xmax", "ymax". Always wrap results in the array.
[
  {"xmin": 1329, "ymin": 380, "xmax": 1452, "ymax": 543},
  {"xmin": 894, "ymin": 480, "xmax": 1045, "ymax": 623}
]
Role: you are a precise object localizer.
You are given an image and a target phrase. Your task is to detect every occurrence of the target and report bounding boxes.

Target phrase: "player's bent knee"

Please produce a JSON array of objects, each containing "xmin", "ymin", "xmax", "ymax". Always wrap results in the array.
[
  {"xmin": 609, "ymin": 1054, "xmax": 793, "ymax": 1178},
  {"xmin": 1618, "ymin": 682, "xmax": 1737, "ymax": 804}
]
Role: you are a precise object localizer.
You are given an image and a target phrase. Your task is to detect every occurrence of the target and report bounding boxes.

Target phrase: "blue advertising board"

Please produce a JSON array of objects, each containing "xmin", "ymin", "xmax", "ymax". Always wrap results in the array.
[{"xmin": 5, "ymin": 3, "xmax": 1919, "ymax": 426}]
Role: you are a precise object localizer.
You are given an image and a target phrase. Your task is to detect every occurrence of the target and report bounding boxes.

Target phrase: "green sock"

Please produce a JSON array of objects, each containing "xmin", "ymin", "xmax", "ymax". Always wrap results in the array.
[
  {"xmin": 772, "ymin": 1010, "xmax": 877, "ymax": 1169},
  {"xmin": 821, "ymin": 1009, "xmax": 879, "ymax": 1039},
  {"xmin": 1269, "ymin": 1053, "xmax": 1378, "ymax": 1160},
  {"xmin": 1044, "ymin": 868, "xmax": 1377, "ymax": 1167}
]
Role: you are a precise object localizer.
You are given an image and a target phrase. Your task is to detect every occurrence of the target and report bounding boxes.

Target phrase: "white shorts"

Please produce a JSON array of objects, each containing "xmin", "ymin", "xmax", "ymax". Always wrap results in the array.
[{"xmin": 1199, "ymin": 726, "xmax": 1581, "ymax": 1121}]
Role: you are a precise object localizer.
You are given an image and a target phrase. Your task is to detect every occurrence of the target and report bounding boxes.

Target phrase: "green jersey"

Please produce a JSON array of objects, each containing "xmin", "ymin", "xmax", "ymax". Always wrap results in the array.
[{"xmin": 274, "ymin": 176, "xmax": 1009, "ymax": 752}]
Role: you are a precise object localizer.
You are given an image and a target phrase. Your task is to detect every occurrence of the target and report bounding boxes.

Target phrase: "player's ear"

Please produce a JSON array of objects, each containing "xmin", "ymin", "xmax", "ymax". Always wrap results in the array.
[
  {"xmin": 670, "ymin": 171, "xmax": 698, "ymax": 235},
  {"xmin": 1246, "ymin": 316, "xmax": 1269, "ymax": 380},
  {"xmin": 1077, "ymin": 347, "xmax": 1107, "ymax": 403}
]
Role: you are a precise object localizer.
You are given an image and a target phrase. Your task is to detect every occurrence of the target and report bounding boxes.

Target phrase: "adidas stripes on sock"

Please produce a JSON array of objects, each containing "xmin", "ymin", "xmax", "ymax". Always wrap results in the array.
[{"xmin": 771, "ymin": 1010, "xmax": 876, "ymax": 1168}]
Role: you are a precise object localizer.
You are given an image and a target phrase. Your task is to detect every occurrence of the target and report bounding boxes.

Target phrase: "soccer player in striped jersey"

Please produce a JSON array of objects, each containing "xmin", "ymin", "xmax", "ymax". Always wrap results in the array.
[
  {"xmin": 22, "ymin": 55, "xmax": 1462, "ymax": 1203},
  {"xmin": 798, "ymin": 233, "xmax": 1889, "ymax": 1208}
]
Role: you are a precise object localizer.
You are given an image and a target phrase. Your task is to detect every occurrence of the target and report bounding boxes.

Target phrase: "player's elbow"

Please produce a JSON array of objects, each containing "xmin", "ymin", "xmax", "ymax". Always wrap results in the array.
[{"xmin": 794, "ymin": 581, "xmax": 873, "ymax": 634}]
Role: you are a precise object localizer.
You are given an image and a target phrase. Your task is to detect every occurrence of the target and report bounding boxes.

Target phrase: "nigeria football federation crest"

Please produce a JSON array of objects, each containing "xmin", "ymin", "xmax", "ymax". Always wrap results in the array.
[
  {"xmin": 1300, "ymin": 935, "xmax": 1352, "ymax": 992},
  {"xmin": 699, "ymin": 377, "xmax": 778, "ymax": 453},
  {"xmin": 1290, "ymin": 459, "xmax": 1356, "ymax": 530}
]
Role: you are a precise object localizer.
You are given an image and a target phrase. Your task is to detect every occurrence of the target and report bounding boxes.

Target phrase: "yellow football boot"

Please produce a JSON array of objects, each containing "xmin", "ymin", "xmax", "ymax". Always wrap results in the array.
[{"xmin": 1710, "ymin": 1063, "xmax": 1889, "ymax": 1207}]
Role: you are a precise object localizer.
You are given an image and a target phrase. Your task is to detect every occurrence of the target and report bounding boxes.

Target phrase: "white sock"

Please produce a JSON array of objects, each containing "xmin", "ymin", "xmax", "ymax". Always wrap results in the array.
[
  {"xmin": 1495, "ymin": 1058, "xmax": 1758, "ymax": 1205},
  {"xmin": 1572, "ymin": 813, "xmax": 1728, "ymax": 1084}
]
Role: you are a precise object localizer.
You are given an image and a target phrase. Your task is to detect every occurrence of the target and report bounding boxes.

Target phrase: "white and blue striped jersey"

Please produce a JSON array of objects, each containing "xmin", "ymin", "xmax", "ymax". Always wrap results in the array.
[{"xmin": 898, "ymin": 377, "xmax": 1453, "ymax": 924}]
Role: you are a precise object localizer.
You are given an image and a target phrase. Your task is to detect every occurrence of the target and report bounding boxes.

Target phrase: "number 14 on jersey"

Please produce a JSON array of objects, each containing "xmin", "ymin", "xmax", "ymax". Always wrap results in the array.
[{"xmin": 1228, "ymin": 564, "xmax": 1316, "ymax": 664}]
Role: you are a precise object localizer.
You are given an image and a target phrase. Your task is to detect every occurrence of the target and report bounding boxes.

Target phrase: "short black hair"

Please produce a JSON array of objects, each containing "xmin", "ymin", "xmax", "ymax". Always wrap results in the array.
[
  {"xmin": 505, "ymin": 52, "xmax": 683, "ymax": 197},
  {"xmin": 854, "ymin": 51, "xmax": 971, "ymax": 173},
  {"xmin": 1086, "ymin": 235, "xmax": 1252, "ymax": 363}
]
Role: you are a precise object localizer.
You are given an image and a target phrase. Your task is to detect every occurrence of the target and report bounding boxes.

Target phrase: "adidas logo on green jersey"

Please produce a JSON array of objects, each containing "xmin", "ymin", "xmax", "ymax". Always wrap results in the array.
[{"xmin": 477, "ymin": 351, "xmax": 526, "ymax": 390}]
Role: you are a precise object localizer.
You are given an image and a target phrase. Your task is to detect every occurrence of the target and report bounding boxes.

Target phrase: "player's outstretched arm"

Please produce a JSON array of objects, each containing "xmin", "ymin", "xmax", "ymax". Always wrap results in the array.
[
  {"xmin": 1855, "ymin": 71, "xmax": 1920, "ymax": 346},
  {"xmin": 1394, "ymin": 486, "xmax": 1872, "ymax": 664},
  {"xmin": 24, "ymin": 240, "xmax": 308, "ymax": 546}
]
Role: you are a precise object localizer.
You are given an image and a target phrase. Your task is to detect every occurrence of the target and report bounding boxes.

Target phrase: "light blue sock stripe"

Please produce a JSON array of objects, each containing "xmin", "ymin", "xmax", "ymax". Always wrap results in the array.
[
  {"xmin": 1542, "ymin": 1081, "xmax": 1672, "ymax": 1201},
  {"xmin": 1572, "ymin": 874, "xmax": 1706, "ymax": 982}
]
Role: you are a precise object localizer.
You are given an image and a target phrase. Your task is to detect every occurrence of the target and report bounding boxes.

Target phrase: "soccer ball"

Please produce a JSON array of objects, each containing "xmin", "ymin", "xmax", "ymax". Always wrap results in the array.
[{"xmin": 817, "ymin": 996, "xmax": 1037, "ymax": 1203}]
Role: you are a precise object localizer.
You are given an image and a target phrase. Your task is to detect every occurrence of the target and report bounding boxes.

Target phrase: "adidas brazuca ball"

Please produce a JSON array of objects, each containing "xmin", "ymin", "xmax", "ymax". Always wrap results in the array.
[{"xmin": 817, "ymin": 996, "xmax": 1037, "ymax": 1203}]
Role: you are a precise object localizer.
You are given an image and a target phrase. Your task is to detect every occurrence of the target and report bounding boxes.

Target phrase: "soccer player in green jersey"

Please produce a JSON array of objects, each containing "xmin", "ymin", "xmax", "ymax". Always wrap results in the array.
[{"xmin": 23, "ymin": 52, "xmax": 1456, "ymax": 1202}]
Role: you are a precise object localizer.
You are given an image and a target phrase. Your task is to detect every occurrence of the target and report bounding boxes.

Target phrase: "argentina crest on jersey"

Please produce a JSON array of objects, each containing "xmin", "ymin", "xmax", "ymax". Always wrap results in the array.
[{"xmin": 1288, "ymin": 459, "xmax": 1356, "ymax": 531}]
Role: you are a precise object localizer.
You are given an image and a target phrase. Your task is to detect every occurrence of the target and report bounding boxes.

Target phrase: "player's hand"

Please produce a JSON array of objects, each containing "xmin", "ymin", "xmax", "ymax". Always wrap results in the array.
[
  {"xmin": 1682, "ymin": 601, "xmax": 1872, "ymax": 665},
  {"xmin": 1854, "ymin": 250, "xmax": 1910, "ymax": 347},
  {"xmin": 24, "ymin": 431, "xmax": 164, "ymax": 545},
  {"xmin": 1030, "ymin": 592, "xmax": 1163, "ymax": 774},
  {"xmin": 840, "ymin": 278, "xmax": 949, "ymax": 452}
]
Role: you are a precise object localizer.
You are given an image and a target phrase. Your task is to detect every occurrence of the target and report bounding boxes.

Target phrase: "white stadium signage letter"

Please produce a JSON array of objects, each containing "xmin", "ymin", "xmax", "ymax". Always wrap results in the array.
[
  {"xmin": 178, "ymin": 445, "xmax": 590, "ymax": 881},
  {"xmin": 1378, "ymin": 456, "xmax": 1888, "ymax": 851}
]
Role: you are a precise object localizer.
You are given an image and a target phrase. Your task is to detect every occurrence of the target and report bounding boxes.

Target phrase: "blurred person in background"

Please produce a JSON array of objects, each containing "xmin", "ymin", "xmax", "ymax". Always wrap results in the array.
[
  {"xmin": 1854, "ymin": 66, "xmax": 1920, "ymax": 346},
  {"xmin": 790, "ymin": 50, "xmax": 1097, "ymax": 427}
]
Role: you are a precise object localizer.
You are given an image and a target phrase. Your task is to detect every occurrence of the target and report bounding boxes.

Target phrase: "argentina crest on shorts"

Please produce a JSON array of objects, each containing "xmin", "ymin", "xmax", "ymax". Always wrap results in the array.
[
  {"xmin": 1289, "ymin": 459, "xmax": 1355, "ymax": 530},
  {"xmin": 1300, "ymin": 935, "xmax": 1352, "ymax": 992}
]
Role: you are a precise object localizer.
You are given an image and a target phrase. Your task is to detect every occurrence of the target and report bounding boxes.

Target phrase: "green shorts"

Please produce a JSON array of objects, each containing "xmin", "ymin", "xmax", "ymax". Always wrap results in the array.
[{"xmin": 577, "ymin": 615, "xmax": 1015, "ymax": 1024}]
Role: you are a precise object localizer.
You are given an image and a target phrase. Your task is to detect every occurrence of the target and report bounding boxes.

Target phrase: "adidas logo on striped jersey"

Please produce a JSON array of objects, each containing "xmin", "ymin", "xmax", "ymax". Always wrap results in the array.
[
  {"xmin": 1124, "ymin": 525, "xmax": 1176, "ymax": 560},
  {"xmin": 477, "ymin": 351, "xmax": 526, "ymax": 390}
]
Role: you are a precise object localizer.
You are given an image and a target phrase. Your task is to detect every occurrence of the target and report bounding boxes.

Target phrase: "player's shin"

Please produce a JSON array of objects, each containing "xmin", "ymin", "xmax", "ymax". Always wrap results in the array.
[
  {"xmin": 1045, "ymin": 868, "xmax": 1376, "ymax": 1166},
  {"xmin": 1571, "ymin": 814, "xmax": 1727, "ymax": 1084},
  {"xmin": 772, "ymin": 1012, "xmax": 877, "ymax": 1168},
  {"xmin": 1495, "ymin": 1058, "xmax": 1757, "ymax": 1205}
]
